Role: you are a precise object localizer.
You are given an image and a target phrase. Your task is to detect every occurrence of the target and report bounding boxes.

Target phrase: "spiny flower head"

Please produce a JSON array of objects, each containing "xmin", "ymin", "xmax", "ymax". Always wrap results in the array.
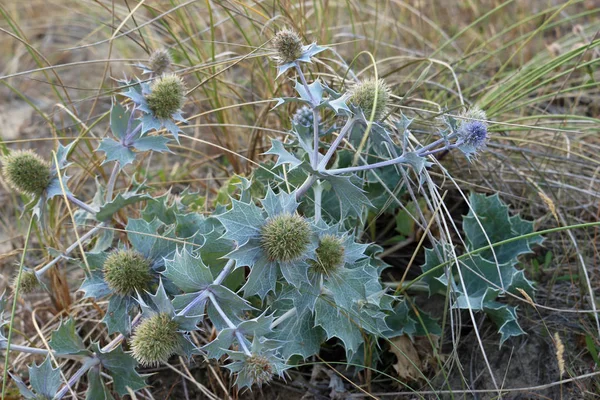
[
  {"xmin": 130, "ymin": 313, "xmax": 180, "ymax": 366},
  {"xmin": 148, "ymin": 49, "xmax": 172, "ymax": 76},
  {"xmin": 310, "ymin": 234, "xmax": 345, "ymax": 275},
  {"xmin": 12, "ymin": 270, "xmax": 39, "ymax": 294},
  {"xmin": 260, "ymin": 213, "xmax": 311, "ymax": 262},
  {"xmin": 273, "ymin": 29, "xmax": 303, "ymax": 64},
  {"xmin": 146, "ymin": 74, "xmax": 185, "ymax": 120},
  {"xmin": 349, "ymin": 78, "xmax": 391, "ymax": 121},
  {"xmin": 458, "ymin": 107, "xmax": 488, "ymax": 150},
  {"xmin": 243, "ymin": 354, "xmax": 274, "ymax": 387},
  {"xmin": 103, "ymin": 249, "xmax": 152, "ymax": 296},
  {"xmin": 1, "ymin": 150, "xmax": 52, "ymax": 196}
]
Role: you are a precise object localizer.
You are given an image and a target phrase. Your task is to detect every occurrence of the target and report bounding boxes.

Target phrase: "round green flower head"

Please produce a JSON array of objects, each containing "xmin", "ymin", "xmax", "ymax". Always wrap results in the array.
[
  {"xmin": 103, "ymin": 249, "xmax": 152, "ymax": 296},
  {"xmin": 310, "ymin": 235, "xmax": 345, "ymax": 275},
  {"xmin": 349, "ymin": 78, "xmax": 391, "ymax": 121},
  {"xmin": 260, "ymin": 213, "xmax": 311, "ymax": 262},
  {"xmin": 1, "ymin": 150, "xmax": 51, "ymax": 196},
  {"xmin": 146, "ymin": 73, "xmax": 185, "ymax": 119},
  {"xmin": 273, "ymin": 29, "xmax": 303, "ymax": 64},
  {"xmin": 130, "ymin": 313, "xmax": 180, "ymax": 367},
  {"xmin": 12, "ymin": 270, "xmax": 39, "ymax": 294},
  {"xmin": 244, "ymin": 354, "xmax": 274, "ymax": 387},
  {"xmin": 148, "ymin": 49, "xmax": 172, "ymax": 76}
]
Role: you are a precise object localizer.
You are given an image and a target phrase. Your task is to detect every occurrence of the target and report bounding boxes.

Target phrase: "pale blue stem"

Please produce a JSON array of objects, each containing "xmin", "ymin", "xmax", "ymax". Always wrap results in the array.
[
  {"xmin": 176, "ymin": 259, "xmax": 235, "ymax": 317},
  {"xmin": 313, "ymin": 180, "xmax": 323, "ymax": 222},
  {"xmin": 269, "ymin": 308, "xmax": 296, "ymax": 330},
  {"xmin": 325, "ymin": 136, "xmax": 463, "ymax": 175},
  {"xmin": 105, "ymin": 162, "xmax": 120, "ymax": 201},
  {"xmin": 295, "ymin": 175, "xmax": 317, "ymax": 201},
  {"xmin": 0, "ymin": 343, "xmax": 85, "ymax": 361},
  {"xmin": 54, "ymin": 357, "xmax": 100, "ymax": 399},
  {"xmin": 35, "ymin": 223, "xmax": 106, "ymax": 279},
  {"xmin": 207, "ymin": 293, "xmax": 251, "ymax": 356},
  {"xmin": 66, "ymin": 193, "xmax": 98, "ymax": 215},
  {"xmin": 317, "ymin": 117, "xmax": 356, "ymax": 170}
]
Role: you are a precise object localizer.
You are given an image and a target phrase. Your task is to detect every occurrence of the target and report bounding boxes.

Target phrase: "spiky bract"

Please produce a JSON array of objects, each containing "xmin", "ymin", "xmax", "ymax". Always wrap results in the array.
[
  {"xmin": 273, "ymin": 29, "xmax": 303, "ymax": 64},
  {"xmin": 349, "ymin": 78, "xmax": 391, "ymax": 121},
  {"xmin": 146, "ymin": 74, "xmax": 185, "ymax": 119},
  {"xmin": 13, "ymin": 270, "xmax": 39, "ymax": 294},
  {"xmin": 103, "ymin": 249, "xmax": 152, "ymax": 296},
  {"xmin": 148, "ymin": 49, "xmax": 172, "ymax": 76},
  {"xmin": 1, "ymin": 150, "xmax": 51, "ymax": 196},
  {"xmin": 130, "ymin": 313, "xmax": 180, "ymax": 366},
  {"xmin": 260, "ymin": 213, "xmax": 311, "ymax": 262},
  {"xmin": 243, "ymin": 354, "xmax": 274, "ymax": 387},
  {"xmin": 310, "ymin": 235, "xmax": 345, "ymax": 275}
]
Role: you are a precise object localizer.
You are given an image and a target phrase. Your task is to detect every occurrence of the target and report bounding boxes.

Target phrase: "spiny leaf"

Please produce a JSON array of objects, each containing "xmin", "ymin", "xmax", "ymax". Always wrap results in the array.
[
  {"xmin": 29, "ymin": 356, "xmax": 61, "ymax": 399},
  {"xmin": 216, "ymin": 198, "xmax": 265, "ymax": 245},
  {"xmin": 49, "ymin": 318, "xmax": 90, "ymax": 356},
  {"xmin": 163, "ymin": 248, "xmax": 213, "ymax": 293},
  {"xmin": 94, "ymin": 343, "xmax": 147, "ymax": 396},
  {"xmin": 86, "ymin": 367, "xmax": 115, "ymax": 400},
  {"xmin": 97, "ymin": 138, "xmax": 135, "ymax": 168},
  {"xmin": 96, "ymin": 192, "xmax": 153, "ymax": 221}
]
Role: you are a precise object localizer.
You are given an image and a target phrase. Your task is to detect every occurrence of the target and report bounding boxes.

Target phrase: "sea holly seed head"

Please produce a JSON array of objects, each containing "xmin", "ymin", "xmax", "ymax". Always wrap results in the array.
[
  {"xmin": 103, "ymin": 249, "xmax": 152, "ymax": 296},
  {"xmin": 273, "ymin": 29, "xmax": 303, "ymax": 64},
  {"xmin": 146, "ymin": 73, "xmax": 185, "ymax": 119},
  {"xmin": 130, "ymin": 313, "xmax": 180, "ymax": 366},
  {"xmin": 310, "ymin": 234, "xmax": 345, "ymax": 275},
  {"xmin": 148, "ymin": 49, "xmax": 172, "ymax": 76},
  {"xmin": 244, "ymin": 354, "xmax": 274, "ymax": 387},
  {"xmin": 260, "ymin": 213, "xmax": 311, "ymax": 262},
  {"xmin": 12, "ymin": 270, "xmax": 39, "ymax": 294},
  {"xmin": 1, "ymin": 150, "xmax": 52, "ymax": 196},
  {"xmin": 349, "ymin": 78, "xmax": 391, "ymax": 121}
]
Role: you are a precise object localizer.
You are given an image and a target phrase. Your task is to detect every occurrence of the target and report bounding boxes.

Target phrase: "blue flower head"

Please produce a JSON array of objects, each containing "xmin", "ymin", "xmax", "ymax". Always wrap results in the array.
[{"xmin": 457, "ymin": 107, "xmax": 488, "ymax": 158}]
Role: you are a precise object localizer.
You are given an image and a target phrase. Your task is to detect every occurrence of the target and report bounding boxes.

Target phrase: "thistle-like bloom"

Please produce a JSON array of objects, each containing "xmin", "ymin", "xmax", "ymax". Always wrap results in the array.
[
  {"xmin": 273, "ymin": 29, "xmax": 303, "ymax": 64},
  {"xmin": 12, "ymin": 270, "xmax": 39, "ymax": 294},
  {"xmin": 457, "ymin": 107, "xmax": 488, "ymax": 155},
  {"xmin": 225, "ymin": 337, "xmax": 289, "ymax": 389},
  {"xmin": 260, "ymin": 213, "xmax": 311, "ymax": 262},
  {"xmin": 217, "ymin": 189, "xmax": 318, "ymax": 298},
  {"xmin": 148, "ymin": 49, "xmax": 172, "ymax": 76},
  {"xmin": 103, "ymin": 249, "xmax": 152, "ymax": 296},
  {"xmin": 1, "ymin": 150, "xmax": 51, "ymax": 196},
  {"xmin": 146, "ymin": 74, "xmax": 186, "ymax": 120},
  {"xmin": 130, "ymin": 313, "xmax": 180, "ymax": 366},
  {"xmin": 271, "ymin": 28, "xmax": 326, "ymax": 77},
  {"xmin": 121, "ymin": 74, "xmax": 187, "ymax": 141},
  {"xmin": 310, "ymin": 234, "xmax": 345, "ymax": 275},
  {"xmin": 349, "ymin": 78, "xmax": 392, "ymax": 121}
]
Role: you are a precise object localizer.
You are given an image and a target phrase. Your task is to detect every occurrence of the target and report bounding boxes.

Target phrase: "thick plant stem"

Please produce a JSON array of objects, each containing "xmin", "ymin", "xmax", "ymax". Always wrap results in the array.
[
  {"xmin": 270, "ymin": 307, "xmax": 296, "ymax": 330},
  {"xmin": 106, "ymin": 162, "xmax": 120, "ymax": 201},
  {"xmin": 177, "ymin": 259, "xmax": 235, "ymax": 317},
  {"xmin": 317, "ymin": 117, "xmax": 356, "ymax": 170},
  {"xmin": 313, "ymin": 180, "xmax": 323, "ymax": 222},
  {"xmin": 0, "ymin": 343, "xmax": 87, "ymax": 361},
  {"xmin": 66, "ymin": 193, "xmax": 98, "ymax": 215},
  {"xmin": 1, "ymin": 218, "xmax": 34, "ymax": 400},
  {"xmin": 207, "ymin": 293, "xmax": 251, "ymax": 356},
  {"xmin": 54, "ymin": 357, "xmax": 100, "ymax": 399},
  {"xmin": 35, "ymin": 223, "xmax": 106, "ymax": 279},
  {"xmin": 295, "ymin": 175, "xmax": 317, "ymax": 201}
]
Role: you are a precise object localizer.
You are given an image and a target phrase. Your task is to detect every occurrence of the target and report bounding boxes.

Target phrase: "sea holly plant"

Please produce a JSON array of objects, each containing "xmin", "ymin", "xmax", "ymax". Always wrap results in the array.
[{"xmin": 1, "ymin": 30, "xmax": 543, "ymax": 397}]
